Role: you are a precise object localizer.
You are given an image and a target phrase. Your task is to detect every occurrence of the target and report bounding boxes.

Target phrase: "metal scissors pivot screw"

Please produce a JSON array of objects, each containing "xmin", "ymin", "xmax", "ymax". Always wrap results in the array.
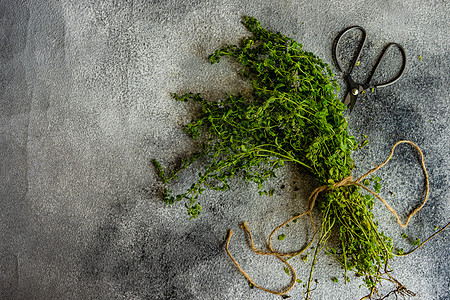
[{"xmin": 333, "ymin": 26, "xmax": 407, "ymax": 112}]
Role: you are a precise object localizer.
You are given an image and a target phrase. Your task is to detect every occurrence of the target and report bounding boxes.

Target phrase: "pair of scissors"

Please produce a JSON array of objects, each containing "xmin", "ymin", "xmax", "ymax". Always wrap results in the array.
[{"xmin": 333, "ymin": 26, "xmax": 407, "ymax": 112}]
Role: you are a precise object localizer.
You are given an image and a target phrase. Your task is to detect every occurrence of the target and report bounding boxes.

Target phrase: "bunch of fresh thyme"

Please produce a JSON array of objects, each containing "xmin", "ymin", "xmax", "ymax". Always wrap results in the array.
[{"xmin": 153, "ymin": 16, "xmax": 418, "ymax": 299}]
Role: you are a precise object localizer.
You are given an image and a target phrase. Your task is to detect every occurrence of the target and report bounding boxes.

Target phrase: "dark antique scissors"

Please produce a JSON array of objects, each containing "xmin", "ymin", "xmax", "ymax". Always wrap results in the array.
[{"xmin": 333, "ymin": 26, "xmax": 407, "ymax": 112}]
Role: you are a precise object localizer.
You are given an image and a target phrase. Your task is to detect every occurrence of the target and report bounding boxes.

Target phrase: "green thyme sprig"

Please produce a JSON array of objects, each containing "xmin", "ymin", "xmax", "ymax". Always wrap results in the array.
[{"xmin": 154, "ymin": 16, "xmax": 403, "ymax": 298}]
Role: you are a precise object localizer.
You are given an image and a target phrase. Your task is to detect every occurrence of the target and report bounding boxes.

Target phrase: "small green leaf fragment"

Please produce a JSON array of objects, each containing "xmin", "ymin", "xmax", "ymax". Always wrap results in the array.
[
  {"xmin": 401, "ymin": 233, "xmax": 408, "ymax": 239},
  {"xmin": 374, "ymin": 182, "xmax": 381, "ymax": 193},
  {"xmin": 296, "ymin": 279, "xmax": 303, "ymax": 283},
  {"xmin": 275, "ymin": 83, "xmax": 285, "ymax": 90},
  {"xmin": 152, "ymin": 159, "xmax": 168, "ymax": 183},
  {"xmin": 413, "ymin": 238, "xmax": 421, "ymax": 246},
  {"xmin": 360, "ymin": 139, "xmax": 369, "ymax": 149},
  {"xmin": 284, "ymin": 267, "xmax": 290, "ymax": 275},
  {"xmin": 278, "ymin": 234, "xmax": 286, "ymax": 241},
  {"xmin": 331, "ymin": 277, "xmax": 339, "ymax": 283}
]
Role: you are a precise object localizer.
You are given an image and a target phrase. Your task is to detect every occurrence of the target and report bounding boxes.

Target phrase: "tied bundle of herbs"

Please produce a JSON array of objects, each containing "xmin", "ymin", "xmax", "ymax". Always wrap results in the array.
[{"xmin": 153, "ymin": 16, "xmax": 441, "ymax": 299}]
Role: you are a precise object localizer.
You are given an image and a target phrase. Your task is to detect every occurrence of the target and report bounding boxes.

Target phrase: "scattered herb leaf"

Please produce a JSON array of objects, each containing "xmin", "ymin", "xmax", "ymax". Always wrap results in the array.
[{"xmin": 284, "ymin": 267, "xmax": 290, "ymax": 275}]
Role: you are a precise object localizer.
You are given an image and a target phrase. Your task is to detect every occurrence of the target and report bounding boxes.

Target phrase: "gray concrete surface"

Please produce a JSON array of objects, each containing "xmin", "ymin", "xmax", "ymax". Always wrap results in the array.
[{"xmin": 1, "ymin": 0, "xmax": 449, "ymax": 299}]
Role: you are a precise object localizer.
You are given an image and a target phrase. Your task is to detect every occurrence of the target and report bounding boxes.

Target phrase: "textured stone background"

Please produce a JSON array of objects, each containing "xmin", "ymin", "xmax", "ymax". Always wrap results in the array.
[{"xmin": 1, "ymin": 0, "xmax": 448, "ymax": 299}]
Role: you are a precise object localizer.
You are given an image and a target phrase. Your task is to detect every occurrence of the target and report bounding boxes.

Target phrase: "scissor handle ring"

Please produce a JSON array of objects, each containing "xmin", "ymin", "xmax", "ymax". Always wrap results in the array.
[
  {"xmin": 370, "ymin": 43, "xmax": 407, "ymax": 88},
  {"xmin": 333, "ymin": 26, "xmax": 367, "ymax": 74}
]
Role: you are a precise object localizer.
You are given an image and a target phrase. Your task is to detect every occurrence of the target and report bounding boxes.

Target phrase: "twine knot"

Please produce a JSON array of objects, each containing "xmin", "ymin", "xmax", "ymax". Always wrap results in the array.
[{"xmin": 332, "ymin": 175, "xmax": 354, "ymax": 189}]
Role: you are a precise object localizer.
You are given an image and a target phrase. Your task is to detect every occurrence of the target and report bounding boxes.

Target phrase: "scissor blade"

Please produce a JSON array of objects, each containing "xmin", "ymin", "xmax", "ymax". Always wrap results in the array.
[
  {"xmin": 343, "ymin": 92, "xmax": 352, "ymax": 107},
  {"xmin": 349, "ymin": 94, "xmax": 357, "ymax": 112},
  {"xmin": 343, "ymin": 92, "xmax": 357, "ymax": 112}
]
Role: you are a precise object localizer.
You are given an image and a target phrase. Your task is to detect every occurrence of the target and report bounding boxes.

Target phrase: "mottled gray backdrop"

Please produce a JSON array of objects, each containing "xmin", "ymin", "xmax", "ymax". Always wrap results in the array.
[{"xmin": 1, "ymin": 0, "xmax": 449, "ymax": 299}]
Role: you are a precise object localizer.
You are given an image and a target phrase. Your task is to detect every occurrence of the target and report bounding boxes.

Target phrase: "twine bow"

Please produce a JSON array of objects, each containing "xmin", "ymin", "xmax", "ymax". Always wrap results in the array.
[{"xmin": 225, "ymin": 140, "xmax": 435, "ymax": 296}]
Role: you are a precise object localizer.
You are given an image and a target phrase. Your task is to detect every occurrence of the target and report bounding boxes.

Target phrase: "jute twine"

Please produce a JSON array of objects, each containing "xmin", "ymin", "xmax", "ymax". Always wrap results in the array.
[{"xmin": 225, "ymin": 140, "xmax": 443, "ymax": 296}]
